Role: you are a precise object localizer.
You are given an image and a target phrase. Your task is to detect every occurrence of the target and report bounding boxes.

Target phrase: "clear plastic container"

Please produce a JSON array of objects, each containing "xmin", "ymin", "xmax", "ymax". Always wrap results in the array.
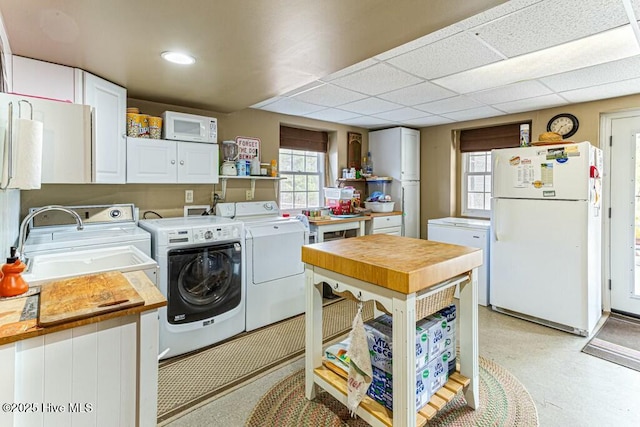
[{"xmin": 366, "ymin": 178, "xmax": 391, "ymax": 199}]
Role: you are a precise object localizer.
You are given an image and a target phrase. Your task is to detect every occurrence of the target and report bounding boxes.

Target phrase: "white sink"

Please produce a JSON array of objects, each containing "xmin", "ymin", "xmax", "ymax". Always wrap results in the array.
[{"xmin": 23, "ymin": 245, "xmax": 158, "ymax": 285}]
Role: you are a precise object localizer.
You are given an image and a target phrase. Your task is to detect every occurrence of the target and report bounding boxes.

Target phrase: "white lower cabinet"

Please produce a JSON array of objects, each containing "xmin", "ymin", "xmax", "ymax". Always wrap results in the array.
[
  {"xmin": 0, "ymin": 311, "xmax": 159, "ymax": 427},
  {"xmin": 366, "ymin": 214, "xmax": 402, "ymax": 235},
  {"xmin": 126, "ymin": 137, "xmax": 219, "ymax": 183}
]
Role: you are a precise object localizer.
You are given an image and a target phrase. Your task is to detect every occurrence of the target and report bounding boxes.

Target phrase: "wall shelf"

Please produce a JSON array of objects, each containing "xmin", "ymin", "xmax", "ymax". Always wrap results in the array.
[{"xmin": 219, "ymin": 175, "xmax": 286, "ymax": 199}]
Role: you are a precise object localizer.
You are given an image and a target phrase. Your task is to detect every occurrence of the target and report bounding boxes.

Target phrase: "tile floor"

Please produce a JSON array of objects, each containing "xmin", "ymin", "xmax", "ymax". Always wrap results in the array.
[{"xmin": 165, "ymin": 306, "xmax": 640, "ymax": 427}]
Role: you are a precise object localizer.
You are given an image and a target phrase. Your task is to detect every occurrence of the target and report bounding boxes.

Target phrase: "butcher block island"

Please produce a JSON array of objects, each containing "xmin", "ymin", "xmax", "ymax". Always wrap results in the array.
[
  {"xmin": 0, "ymin": 270, "xmax": 166, "ymax": 427},
  {"xmin": 302, "ymin": 234, "xmax": 482, "ymax": 427}
]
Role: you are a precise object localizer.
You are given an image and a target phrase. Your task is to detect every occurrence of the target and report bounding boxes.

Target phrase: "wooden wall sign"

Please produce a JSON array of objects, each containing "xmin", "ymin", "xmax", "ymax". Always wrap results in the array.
[{"xmin": 347, "ymin": 132, "xmax": 362, "ymax": 169}]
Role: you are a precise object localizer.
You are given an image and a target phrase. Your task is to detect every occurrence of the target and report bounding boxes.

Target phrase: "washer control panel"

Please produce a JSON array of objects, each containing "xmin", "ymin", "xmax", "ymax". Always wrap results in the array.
[{"xmin": 192, "ymin": 224, "xmax": 241, "ymax": 242}]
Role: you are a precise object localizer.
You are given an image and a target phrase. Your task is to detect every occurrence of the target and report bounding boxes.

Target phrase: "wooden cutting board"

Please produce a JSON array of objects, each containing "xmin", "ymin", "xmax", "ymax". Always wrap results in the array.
[{"xmin": 38, "ymin": 271, "xmax": 145, "ymax": 327}]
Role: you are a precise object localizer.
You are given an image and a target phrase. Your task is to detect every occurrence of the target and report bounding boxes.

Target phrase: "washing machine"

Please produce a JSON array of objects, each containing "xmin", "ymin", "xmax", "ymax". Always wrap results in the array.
[
  {"xmin": 138, "ymin": 216, "xmax": 244, "ymax": 360},
  {"xmin": 216, "ymin": 201, "xmax": 308, "ymax": 331}
]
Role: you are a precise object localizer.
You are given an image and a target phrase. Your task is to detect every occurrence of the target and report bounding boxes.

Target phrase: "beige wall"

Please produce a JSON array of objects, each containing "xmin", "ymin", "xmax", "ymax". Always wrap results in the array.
[
  {"xmin": 421, "ymin": 93, "xmax": 640, "ymax": 238},
  {"xmin": 20, "ymin": 93, "xmax": 640, "ymax": 229},
  {"xmin": 19, "ymin": 99, "xmax": 367, "ymax": 219}
]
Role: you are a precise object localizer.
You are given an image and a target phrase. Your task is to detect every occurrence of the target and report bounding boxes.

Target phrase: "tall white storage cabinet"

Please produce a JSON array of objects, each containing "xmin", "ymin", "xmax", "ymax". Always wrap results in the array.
[
  {"xmin": 427, "ymin": 217, "xmax": 490, "ymax": 306},
  {"xmin": 78, "ymin": 71, "xmax": 127, "ymax": 183},
  {"xmin": 368, "ymin": 127, "xmax": 421, "ymax": 238}
]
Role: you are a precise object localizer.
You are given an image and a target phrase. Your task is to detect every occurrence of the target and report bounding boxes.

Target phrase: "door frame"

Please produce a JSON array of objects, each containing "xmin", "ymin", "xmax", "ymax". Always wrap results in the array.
[{"xmin": 600, "ymin": 108, "xmax": 640, "ymax": 313}]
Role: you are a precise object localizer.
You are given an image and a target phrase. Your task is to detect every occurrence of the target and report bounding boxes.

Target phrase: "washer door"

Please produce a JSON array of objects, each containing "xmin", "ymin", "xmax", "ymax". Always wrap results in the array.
[{"xmin": 167, "ymin": 242, "xmax": 242, "ymax": 324}]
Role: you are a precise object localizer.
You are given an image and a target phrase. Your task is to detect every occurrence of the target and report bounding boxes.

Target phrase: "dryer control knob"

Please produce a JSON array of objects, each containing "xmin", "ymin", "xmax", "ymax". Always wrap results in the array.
[{"xmin": 204, "ymin": 230, "xmax": 213, "ymax": 240}]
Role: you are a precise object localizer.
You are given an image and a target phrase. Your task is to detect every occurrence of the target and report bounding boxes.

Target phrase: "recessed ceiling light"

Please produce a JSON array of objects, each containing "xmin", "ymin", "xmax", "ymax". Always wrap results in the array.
[{"xmin": 161, "ymin": 51, "xmax": 195, "ymax": 65}]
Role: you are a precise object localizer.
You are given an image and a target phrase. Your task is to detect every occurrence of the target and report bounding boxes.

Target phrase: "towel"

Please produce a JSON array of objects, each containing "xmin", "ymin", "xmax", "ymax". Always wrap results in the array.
[
  {"xmin": 6, "ymin": 117, "xmax": 44, "ymax": 189},
  {"xmin": 346, "ymin": 303, "xmax": 373, "ymax": 417}
]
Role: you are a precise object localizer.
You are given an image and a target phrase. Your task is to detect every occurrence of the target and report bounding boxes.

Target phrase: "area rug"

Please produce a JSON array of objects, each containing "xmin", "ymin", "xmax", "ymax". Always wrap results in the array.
[
  {"xmin": 157, "ymin": 298, "xmax": 374, "ymax": 424},
  {"xmin": 582, "ymin": 312, "xmax": 640, "ymax": 372},
  {"xmin": 245, "ymin": 357, "xmax": 539, "ymax": 427}
]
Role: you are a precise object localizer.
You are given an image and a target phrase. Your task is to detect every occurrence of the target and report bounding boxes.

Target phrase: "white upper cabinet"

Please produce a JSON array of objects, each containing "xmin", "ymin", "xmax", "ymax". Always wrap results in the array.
[
  {"xmin": 126, "ymin": 137, "xmax": 218, "ymax": 184},
  {"xmin": 10, "ymin": 56, "xmax": 127, "ymax": 184},
  {"xmin": 11, "ymin": 56, "xmax": 76, "ymax": 102},
  {"xmin": 78, "ymin": 71, "xmax": 127, "ymax": 183}
]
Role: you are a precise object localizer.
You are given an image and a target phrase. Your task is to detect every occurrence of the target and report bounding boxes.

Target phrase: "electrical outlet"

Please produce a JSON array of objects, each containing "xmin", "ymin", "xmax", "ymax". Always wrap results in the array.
[
  {"xmin": 245, "ymin": 190, "xmax": 253, "ymax": 200},
  {"xmin": 185, "ymin": 190, "xmax": 194, "ymax": 203}
]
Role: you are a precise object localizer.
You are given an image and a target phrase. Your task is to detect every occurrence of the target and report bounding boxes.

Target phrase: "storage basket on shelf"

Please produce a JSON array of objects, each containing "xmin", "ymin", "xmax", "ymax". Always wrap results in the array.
[{"xmin": 364, "ymin": 201, "xmax": 395, "ymax": 213}]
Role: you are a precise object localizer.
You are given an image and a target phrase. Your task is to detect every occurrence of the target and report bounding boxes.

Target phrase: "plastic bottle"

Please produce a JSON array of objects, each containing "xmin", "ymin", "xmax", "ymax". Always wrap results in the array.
[
  {"xmin": 366, "ymin": 151, "xmax": 373, "ymax": 175},
  {"xmin": 0, "ymin": 246, "xmax": 29, "ymax": 298},
  {"xmin": 270, "ymin": 159, "xmax": 278, "ymax": 177}
]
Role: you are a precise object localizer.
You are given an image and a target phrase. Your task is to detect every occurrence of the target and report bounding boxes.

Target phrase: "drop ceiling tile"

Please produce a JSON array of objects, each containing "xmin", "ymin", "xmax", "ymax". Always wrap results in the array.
[
  {"xmin": 378, "ymin": 82, "xmax": 456, "ymax": 106},
  {"xmin": 321, "ymin": 58, "xmax": 380, "ymax": 82},
  {"xmin": 559, "ymin": 78, "xmax": 640, "ymax": 103},
  {"xmin": 404, "ymin": 116, "xmax": 455, "ymax": 127},
  {"xmin": 372, "ymin": 107, "xmax": 430, "ymax": 121},
  {"xmin": 633, "ymin": 0, "xmax": 640, "ymax": 18},
  {"xmin": 433, "ymin": 26, "xmax": 640, "ymax": 94},
  {"xmin": 539, "ymin": 55, "xmax": 640, "ymax": 92},
  {"xmin": 474, "ymin": 0, "xmax": 630, "ymax": 57},
  {"xmin": 386, "ymin": 32, "xmax": 504, "ymax": 80},
  {"xmin": 337, "ymin": 97, "xmax": 403, "ymax": 115},
  {"xmin": 374, "ymin": 24, "xmax": 463, "ymax": 61},
  {"xmin": 330, "ymin": 63, "xmax": 423, "ymax": 96},
  {"xmin": 303, "ymin": 108, "xmax": 361, "ymax": 122},
  {"xmin": 442, "ymin": 106, "xmax": 504, "ymax": 121},
  {"xmin": 493, "ymin": 94, "xmax": 568, "ymax": 114},
  {"xmin": 292, "ymin": 84, "xmax": 368, "ymax": 107},
  {"xmin": 414, "ymin": 96, "xmax": 483, "ymax": 114},
  {"xmin": 469, "ymin": 80, "xmax": 552, "ymax": 104},
  {"xmin": 340, "ymin": 116, "xmax": 395, "ymax": 128},
  {"xmin": 456, "ymin": 0, "xmax": 545, "ymax": 30},
  {"xmin": 256, "ymin": 97, "xmax": 325, "ymax": 116}
]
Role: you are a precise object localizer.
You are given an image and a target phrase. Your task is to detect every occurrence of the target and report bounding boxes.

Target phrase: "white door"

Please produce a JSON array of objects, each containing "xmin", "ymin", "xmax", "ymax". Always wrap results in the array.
[
  {"xmin": 606, "ymin": 111, "xmax": 640, "ymax": 316},
  {"xmin": 401, "ymin": 181, "xmax": 420, "ymax": 238},
  {"xmin": 401, "ymin": 128, "xmax": 420, "ymax": 181},
  {"xmin": 83, "ymin": 72, "xmax": 127, "ymax": 183},
  {"xmin": 126, "ymin": 138, "xmax": 176, "ymax": 183},
  {"xmin": 177, "ymin": 142, "xmax": 218, "ymax": 183}
]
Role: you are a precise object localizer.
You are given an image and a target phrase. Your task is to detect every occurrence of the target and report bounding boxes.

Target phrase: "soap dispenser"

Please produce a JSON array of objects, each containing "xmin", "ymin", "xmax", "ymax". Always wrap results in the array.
[{"xmin": 0, "ymin": 247, "xmax": 29, "ymax": 298}]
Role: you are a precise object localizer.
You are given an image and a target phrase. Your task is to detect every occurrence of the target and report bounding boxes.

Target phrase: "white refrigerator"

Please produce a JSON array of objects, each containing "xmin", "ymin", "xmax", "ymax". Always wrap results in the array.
[
  {"xmin": 490, "ymin": 141, "xmax": 603, "ymax": 336},
  {"xmin": 368, "ymin": 127, "xmax": 420, "ymax": 238}
]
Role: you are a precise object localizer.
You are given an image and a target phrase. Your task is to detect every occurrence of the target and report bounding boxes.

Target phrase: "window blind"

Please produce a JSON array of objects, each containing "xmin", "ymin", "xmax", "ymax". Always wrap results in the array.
[
  {"xmin": 459, "ymin": 122, "xmax": 530, "ymax": 152},
  {"xmin": 280, "ymin": 126, "xmax": 328, "ymax": 153}
]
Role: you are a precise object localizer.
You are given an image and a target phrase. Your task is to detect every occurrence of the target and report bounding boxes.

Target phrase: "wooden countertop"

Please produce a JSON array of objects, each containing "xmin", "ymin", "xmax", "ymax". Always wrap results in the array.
[
  {"xmin": 0, "ymin": 270, "xmax": 166, "ymax": 346},
  {"xmin": 367, "ymin": 211, "xmax": 402, "ymax": 217},
  {"xmin": 301, "ymin": 234, "xmax": 482, "ymax": 294},
  {"xmin": 308, "ymin": 215, "xmax": 370, "ymax": 226}
]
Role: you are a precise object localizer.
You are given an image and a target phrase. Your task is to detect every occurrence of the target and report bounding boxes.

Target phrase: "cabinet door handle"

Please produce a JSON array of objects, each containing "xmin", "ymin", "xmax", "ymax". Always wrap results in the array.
[
  {"xmin": 180, "ymin": 160, "xmax": 185, "ymax": 165},
  {"xmin": 171, "ymin": 160, "xmax": 176, "ymax": 165}
]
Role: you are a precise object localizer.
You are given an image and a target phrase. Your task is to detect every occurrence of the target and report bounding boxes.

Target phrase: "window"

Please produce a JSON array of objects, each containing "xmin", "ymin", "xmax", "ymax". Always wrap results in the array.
[
  {"xmin": 461, "ymin": 151, "xmax": 491, "ymax": 218},
  {"xmin": 459, "ymin": 121, "xmax": 530, "ymax": 218},
  {"xmin": 278, "ymin": 149, "xmax": 324, "ymax": 209}
]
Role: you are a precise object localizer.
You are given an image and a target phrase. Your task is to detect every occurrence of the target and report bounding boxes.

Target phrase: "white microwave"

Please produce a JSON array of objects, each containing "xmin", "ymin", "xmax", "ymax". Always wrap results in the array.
[{"xmin": 162, "ymin": 111, "xmax": 217, "ymax": 143}]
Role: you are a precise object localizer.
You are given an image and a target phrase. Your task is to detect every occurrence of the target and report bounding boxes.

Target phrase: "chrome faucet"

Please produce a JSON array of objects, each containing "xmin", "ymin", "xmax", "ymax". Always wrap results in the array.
[{"xmin": 17, "ymin": 205, "xmax": 84, "ymax": 261}]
